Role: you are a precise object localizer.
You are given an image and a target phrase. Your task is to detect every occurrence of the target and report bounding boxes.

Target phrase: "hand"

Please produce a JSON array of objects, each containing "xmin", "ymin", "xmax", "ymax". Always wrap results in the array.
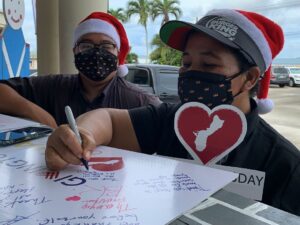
[
  {"xmin": 27, "ymin": 104, "xmax": 58, "ymax": 129},
  {"xmin": 35, "ymin": 113, "xmax": 57, "ymax": 129},
  {"xmin": 45, "ymin": 125, "xmax": 96, "ymax": 171}
]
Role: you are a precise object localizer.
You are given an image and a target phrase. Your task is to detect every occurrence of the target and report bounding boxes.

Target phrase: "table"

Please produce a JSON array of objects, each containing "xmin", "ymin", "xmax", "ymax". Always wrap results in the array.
[
  {"xmin": 0, "ymin": 136, "xmax": 299, "ymax": 225},
  {"xmin": 169, "ymin": 190, "xmax": 300, "ymax": 225}
]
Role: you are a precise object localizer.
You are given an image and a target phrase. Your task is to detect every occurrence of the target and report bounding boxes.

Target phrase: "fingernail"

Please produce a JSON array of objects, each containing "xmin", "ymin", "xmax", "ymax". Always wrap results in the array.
[{"xmin": 85, "ymin": 151, "xmax": 91, "ymax": 160}]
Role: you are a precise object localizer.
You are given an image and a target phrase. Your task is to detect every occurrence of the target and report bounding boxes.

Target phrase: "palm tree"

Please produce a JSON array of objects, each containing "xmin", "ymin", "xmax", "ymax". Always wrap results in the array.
[
  {"xmin": 150, "ymin": 34, "xmax": 181, "ymax": 66},
  {"xmin": 108, "ymin": 8, "xmax": 128, "ymax": 23},
  {"xmin": 149, "ymin": 0, "xmax": 182, "ymax": 65},
  {"xmin": 150, "ymin": 34, "xmax": 165, "ymax": 63},
  {"xmin": 150, "ymin": 0, "xmax": 182, "ymax": 26},
  {"xmin": 127, "ymin": 0, "xmax": 150, "ymax": 63}
]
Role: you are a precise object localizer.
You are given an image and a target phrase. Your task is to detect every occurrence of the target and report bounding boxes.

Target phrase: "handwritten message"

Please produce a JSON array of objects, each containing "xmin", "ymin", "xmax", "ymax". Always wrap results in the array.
[
  {"xmin": 134, "ymin": 173, "xmax": 210, "ymax": 194},
  {"xmin": 0, "ymin": 212, "xmax": 39, "ymax": 225},
  {"xmin": 82, "ymin": 171, "xmax": 118, "ymax": 182},
  {"xmin": 0, "ymin": 184, "xmax": 51, "ymax": 209},
  {"xmin": 0, "ymin": 145, "xmax": 237, "ymax": 225},
  {"xmin": 36, "ymin": 213, "xmax": 139, "ymax": 225}
]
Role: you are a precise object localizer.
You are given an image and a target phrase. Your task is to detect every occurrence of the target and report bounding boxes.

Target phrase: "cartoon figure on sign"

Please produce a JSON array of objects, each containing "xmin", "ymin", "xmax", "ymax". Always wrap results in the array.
[{"xmin": 1, "ymin": 0, "xmax": 30, "ymax": 79}]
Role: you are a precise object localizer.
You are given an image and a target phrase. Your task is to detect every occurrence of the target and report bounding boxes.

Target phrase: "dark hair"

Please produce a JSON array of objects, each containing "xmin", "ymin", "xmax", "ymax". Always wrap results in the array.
[{"xmin": 230, "ymin": 49, "xmax": 259, "ymax": 97}]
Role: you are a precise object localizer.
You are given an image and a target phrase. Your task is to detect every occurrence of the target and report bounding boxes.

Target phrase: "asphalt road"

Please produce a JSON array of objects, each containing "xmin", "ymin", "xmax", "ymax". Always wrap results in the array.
[{"xmin": 260, "ymin": 85, "xmax": 300, "ymax": 149}]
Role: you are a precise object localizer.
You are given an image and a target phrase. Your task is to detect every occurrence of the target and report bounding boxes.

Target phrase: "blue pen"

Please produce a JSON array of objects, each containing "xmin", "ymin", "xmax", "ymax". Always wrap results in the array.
[{"xmin": 65, "ymin": 106, "xmax": 89, "ymax": 170}]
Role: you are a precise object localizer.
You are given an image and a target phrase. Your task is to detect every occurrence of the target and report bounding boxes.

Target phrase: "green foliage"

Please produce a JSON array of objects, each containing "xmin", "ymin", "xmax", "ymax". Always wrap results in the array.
[
  {"xmin": 126, "ymin": 52, "xmax": 139, "ymax": 63},
  {"xmin": 108, "ymin": 8, "xmax": 128, "ymax": 23},
  {"xmin": 127, "ymin": 0, "xmax": 150, "ymax": 62},
  {"xmin": 149, "ymin": 0, "xmax": 182, "ymax": 65},
  {"xmin": 127, "ymin": 0, "xmax": 150, "ymax": 27},
  {"xmin": 110, "ymin": 0, "xmax": 183, "ymax": 64},
  {"xmin": 150, "ymin": 34, "xmax": 181, "ymax": 66},
  {"xmin": 150, "ymin": 0, "xmax": 182, "ymax": 26}
]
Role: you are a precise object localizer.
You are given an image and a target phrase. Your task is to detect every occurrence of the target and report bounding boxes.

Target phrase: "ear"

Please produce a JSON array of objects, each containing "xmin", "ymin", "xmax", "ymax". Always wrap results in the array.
[{"xmin": 242, "ymin": 66, "xmax": 260, "ymax": 91}]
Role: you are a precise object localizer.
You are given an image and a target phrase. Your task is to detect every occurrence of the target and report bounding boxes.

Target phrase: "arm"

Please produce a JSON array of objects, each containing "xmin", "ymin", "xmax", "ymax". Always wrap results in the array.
[
  {"xmin": 45, "ymin": 108, "xmax": 140, "ymax": 171},
  {"xmin": 0, "ymin": 83, "xmax": 57, "ymax": 128}
]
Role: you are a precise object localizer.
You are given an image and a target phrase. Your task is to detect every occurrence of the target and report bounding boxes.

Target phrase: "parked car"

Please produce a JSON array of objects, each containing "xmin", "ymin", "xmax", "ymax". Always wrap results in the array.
[
  {"xmin": 286, "ymin": 67, "xmax": 300, "ymax": 87},
  {"xmin": 270, "ymin": 66, "xmax": 289, "ymax": 87},
  {"xmin": 125, "ymin": 64, "xmax": 180, "ymax": 103}
]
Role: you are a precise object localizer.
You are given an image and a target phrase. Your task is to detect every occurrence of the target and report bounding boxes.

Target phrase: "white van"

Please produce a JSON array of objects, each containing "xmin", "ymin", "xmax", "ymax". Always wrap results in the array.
[{"xmin": 287, "ymin": 67, "xmax": 300, "ymax": 87}]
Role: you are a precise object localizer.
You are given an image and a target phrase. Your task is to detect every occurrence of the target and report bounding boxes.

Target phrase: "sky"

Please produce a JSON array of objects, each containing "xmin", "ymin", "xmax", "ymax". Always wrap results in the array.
[{"xmin": 3, "ymin": 0, "xmax": 300, "ymax": 62}]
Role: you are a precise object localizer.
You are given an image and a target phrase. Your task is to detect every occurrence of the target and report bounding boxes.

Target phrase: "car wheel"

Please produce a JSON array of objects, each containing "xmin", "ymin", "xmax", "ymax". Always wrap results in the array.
[
  {"xmin": 289, "ymin": 78, "xmax": 295, "ymax": 87},
  {"xmin": 279, "ymin": 84, "xmax": 285, "ymax": 88}
]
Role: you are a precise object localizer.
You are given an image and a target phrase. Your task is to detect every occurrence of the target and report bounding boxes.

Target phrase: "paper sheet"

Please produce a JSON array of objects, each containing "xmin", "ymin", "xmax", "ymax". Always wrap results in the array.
[
  {"xmin": 0, "ymin": 142, "xmax": 237, "ymax": 225},
  {"xmin": 0, "ymin": 114, "xmax": 40, "ymax": 132}
]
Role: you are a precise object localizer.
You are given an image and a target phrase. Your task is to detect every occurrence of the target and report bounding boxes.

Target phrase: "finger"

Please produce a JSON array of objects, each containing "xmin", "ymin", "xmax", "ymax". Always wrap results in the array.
[
  {"xmin": 57, "ymin": 125, "xmax": 83, "ymax": 158},
  {"xmin": 45, "ymin": 146, "xmax": 68, "ymax": 171},
  {"xmin": 80, "ymin": 129, "xmax": 96, "ymax": 160},
  {"xmin": 47, "ymin": 126, "xmax": 82, "ymax": 165},
  {"xmin": 54, "ymin": 137, "xmax": 82, "ymax": 165}
]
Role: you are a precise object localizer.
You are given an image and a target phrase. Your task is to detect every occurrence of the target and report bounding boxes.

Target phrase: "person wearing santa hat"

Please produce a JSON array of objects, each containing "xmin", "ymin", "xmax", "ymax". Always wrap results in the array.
[
  {"xmin": 45, "ymin": 9, "xmax": 300, "ymax": 215},
  {"xmin": 0, "ymin": 12, "xmax": 161, "ymax": 127}
]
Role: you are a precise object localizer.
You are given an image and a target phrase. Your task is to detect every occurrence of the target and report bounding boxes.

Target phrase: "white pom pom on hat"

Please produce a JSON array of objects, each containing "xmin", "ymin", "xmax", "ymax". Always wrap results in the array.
[
  {"xmin": 160, "ymin": 9, "xmax": 285, "ymax": 114},
  {"xmin": 74, "ymin": 12, "xmax": 130, "ymax": 77}
]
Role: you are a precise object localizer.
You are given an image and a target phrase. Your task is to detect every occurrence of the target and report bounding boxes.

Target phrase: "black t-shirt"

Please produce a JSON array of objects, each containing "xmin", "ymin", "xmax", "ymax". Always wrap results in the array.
[
  {"xmin": 0, "ymin": 74, "xmax": 161, "ymax": 125},
  {"xmin": 129, "ymin": 100, "xmax": 300, "ymax": 216}
]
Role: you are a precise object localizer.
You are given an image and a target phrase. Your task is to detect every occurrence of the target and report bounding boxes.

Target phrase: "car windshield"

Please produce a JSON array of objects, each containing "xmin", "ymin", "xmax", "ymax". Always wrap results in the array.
[{"xmin": 274, "ymin": 68, "xmax": 289, "ymax": 74}]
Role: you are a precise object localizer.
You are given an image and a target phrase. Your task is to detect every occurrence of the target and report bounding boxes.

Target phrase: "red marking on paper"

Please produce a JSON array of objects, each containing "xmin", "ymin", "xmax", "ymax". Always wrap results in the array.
[
  {"xmin": 65, "ymin": 195, "xmax": 81, "ymax": 201},
  {"xmin": 89, "ymin": 157, "xmax": 124, "ymax": 171}
]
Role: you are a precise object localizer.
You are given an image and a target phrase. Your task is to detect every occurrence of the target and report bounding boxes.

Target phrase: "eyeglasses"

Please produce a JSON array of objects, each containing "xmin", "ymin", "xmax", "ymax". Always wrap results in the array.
[{"xmin": 76, "ymin": 42, "xmax": 116, "ymax": 53}]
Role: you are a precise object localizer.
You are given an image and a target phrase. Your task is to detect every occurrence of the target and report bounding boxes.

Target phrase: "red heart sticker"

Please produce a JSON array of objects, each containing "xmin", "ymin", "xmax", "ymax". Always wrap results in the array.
[
  {"xmin": 89, "ymin": 157, "xmax": 124, "ymax": 171},
  {"xmin": 65, "ymin": 195, "xmax": 81, "ymax": 201},
  {"xmin": 174, "ymin": 102, "xmax": 247, "ymax": 165}
]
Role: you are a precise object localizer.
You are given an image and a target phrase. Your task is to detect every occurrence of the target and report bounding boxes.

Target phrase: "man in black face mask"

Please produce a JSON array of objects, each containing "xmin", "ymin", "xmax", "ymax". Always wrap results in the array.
[
  {"xmin": 46, "ymin": 9, "xmax": 300, "ymax": 216},
  {"xmin": 0, "ymin": 12, "xmax": 161, "ymax": 127}
]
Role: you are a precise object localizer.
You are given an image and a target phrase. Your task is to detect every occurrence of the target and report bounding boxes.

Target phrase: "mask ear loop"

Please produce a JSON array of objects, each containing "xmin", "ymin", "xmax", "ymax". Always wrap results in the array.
[
  {"xmin": 228, "ymin": 69, "xmax": 249, "ymax": 98},
  {"xmin": 226, "ymin": 69, "xmax": 246, "ymax": 81}
]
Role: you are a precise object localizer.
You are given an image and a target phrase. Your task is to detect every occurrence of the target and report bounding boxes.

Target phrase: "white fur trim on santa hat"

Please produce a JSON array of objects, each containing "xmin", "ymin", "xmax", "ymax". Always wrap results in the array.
[
  {"xmin": 256, "ymin": 98, "xmax": 274, "ymax": 114},
  {"xmin": 117, "ymin": 65, "xmax": 128, "ymax": 77},
  {"xmin": 206, "ymin": 9, "xmax": 272, "ymax": 71},
  {"xmin": 74, "ymin": 19, "xmax": 120, "ymax": 48}
]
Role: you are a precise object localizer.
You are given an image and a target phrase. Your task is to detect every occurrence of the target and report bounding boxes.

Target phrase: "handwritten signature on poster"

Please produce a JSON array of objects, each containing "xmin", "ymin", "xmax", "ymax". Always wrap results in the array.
[{"xmin": 0, "ymin": 184, "xmax": 51, "ymax": 209}]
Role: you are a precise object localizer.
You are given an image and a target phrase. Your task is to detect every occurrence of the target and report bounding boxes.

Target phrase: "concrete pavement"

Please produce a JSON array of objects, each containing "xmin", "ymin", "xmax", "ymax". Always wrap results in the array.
[{"xmin": 260, "ymin": 85, "xmax": 300, "ymax": 149}]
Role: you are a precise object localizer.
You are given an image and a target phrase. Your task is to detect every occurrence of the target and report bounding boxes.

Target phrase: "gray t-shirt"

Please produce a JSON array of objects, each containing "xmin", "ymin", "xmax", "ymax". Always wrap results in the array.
[{"xmin": 0, "ymin": 74, "xmax": 161, "ymax": 125}]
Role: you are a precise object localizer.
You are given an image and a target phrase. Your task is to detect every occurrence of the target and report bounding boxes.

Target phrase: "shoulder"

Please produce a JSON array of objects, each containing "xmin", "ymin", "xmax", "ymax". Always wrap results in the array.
[
  {"xmin": 129, "ymin": 102, "xmax": 180, "ymax": 121},
  {"xmin": 30, "ymin": 74, "xmax": 79, "ymax": 85}
]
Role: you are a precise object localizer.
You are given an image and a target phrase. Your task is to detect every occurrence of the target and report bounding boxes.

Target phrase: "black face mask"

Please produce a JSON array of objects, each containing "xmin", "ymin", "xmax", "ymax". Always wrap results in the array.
[
  {"xmin": 178, "ymin": 70, "xmax": 244, "ymax": 108},
  {"xmin": 75, "ymin": 48, "xmax": 118, "ymax": 81}
]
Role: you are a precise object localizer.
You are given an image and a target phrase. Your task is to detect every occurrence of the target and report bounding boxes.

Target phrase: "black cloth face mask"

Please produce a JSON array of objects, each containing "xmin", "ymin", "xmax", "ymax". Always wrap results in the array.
[
  {"xmin": 178, "ymin": 70, "xmax": 244, "ymax": 108},
  {"xmin": 75, "ymin": 47, "xmax": 118, "ymax": 81}
]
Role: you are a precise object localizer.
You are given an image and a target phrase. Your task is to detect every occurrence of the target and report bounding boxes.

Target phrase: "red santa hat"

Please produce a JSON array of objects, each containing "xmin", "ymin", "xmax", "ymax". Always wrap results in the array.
[
  {"xmin": 160, "ymin": 9, "xmax": 284, "ymax": 114},
  {"xmin": 73, "ymin": 12, "xmax": 130, "ymax": 77}
]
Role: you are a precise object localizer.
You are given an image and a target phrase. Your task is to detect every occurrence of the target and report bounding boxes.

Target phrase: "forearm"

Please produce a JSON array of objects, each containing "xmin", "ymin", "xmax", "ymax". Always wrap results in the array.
[
  {"xmin": 76, "ymin": 108, "xmax": 114, "ymax": 146},
  {"xmin": 45, "ymin": 108, "xmax": 140, "ymax": 170},
  {"xmin": 76, "ymin": 108, "xmax": 141, "ymax": 152},
  {"xmin": 0, "ymin": 84, "xmax": 57, "ymax": 128},
  {"xmin": 0, "ymin": 83, "xmax": 31, "ymax": 117}
]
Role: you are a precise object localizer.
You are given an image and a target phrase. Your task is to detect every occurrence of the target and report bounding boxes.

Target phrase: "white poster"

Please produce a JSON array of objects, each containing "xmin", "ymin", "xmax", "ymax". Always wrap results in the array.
[{"xmin": 0, "ymin": 139, "xmax": 237, "ymax": 225}]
